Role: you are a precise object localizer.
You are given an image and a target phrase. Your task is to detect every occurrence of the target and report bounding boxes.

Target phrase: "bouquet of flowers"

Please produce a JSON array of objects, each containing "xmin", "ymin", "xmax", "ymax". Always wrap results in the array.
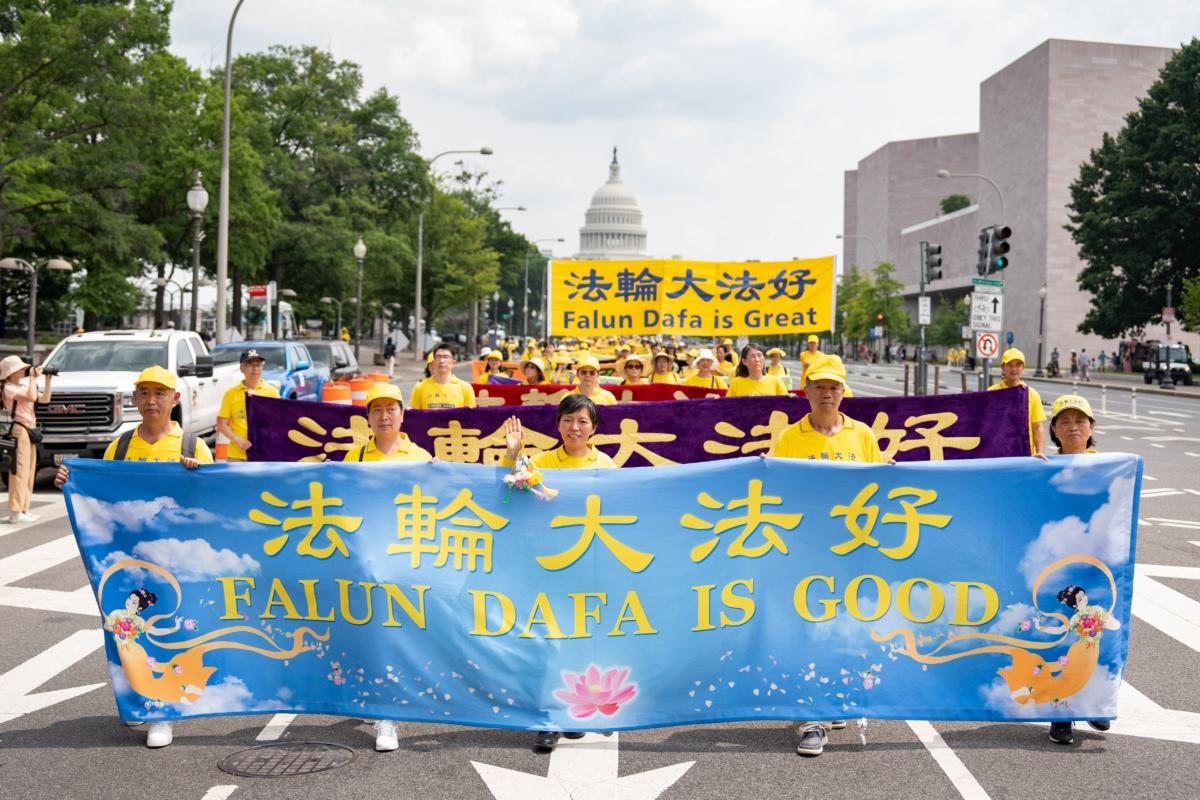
[
  {"xmin": 503, "ymin": 453, "xmax": 558, "ymax": 501},
  {"xmin": 1072, "ymin": 609, "xmax": 1107, "ymax": 643}
]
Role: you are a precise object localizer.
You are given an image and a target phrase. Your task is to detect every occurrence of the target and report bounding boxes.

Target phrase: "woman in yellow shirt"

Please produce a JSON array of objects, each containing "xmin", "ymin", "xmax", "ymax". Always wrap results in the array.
[
  {"xmin": 682, "ymin": 349, "xmax": 728, "ymax": 390},
  {"xmin": 726, "ymin": 344, "xmax": 789, "ymax": 397},
  {"xmin": 521, "ymin": 357, "xmax": 547, "ymax": 386},
  {"xmin": 649, "ymin": 353, "xmax": 680, "ymax": 384},
  {"xmin": 501, "ymin": 393, "xmax": 613, "ymax": 751},
  {"xmin": 619, "ymin": 354, "xmax": 647, "ymax": 385}
]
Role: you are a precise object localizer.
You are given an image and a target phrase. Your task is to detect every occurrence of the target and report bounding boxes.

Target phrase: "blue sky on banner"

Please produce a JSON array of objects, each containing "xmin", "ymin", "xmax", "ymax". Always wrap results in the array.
[
  {"xmin": 168, "ymin": 1, "xmax": 1200, "ymax": 262},
  {"xmin": 66, "ymin": 454, "xmax": 1140, "ymax": 726}
]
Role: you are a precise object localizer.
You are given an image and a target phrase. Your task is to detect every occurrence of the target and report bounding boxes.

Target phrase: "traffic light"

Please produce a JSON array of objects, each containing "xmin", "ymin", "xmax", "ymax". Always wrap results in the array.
[
  {"xmin": 989, "ymin": 225, "xmax": 1011, "ymax": 272},
  {"xmin": 923, "ymin": 241, "xmax": 943, "ymax": 283},
  {"xmin": 876, "ymin": 313, "xmax": 884, "ymax": 321},
  {"xmin": 976, "ymin": 226, "xmax": 993, "ymax": 276}
]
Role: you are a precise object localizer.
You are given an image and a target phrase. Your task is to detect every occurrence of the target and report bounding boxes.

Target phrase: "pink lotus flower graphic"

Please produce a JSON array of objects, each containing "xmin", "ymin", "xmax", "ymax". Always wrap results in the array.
[{"xmin": 554, "ymin": 665, "xmax": 637, "ymax": 719}]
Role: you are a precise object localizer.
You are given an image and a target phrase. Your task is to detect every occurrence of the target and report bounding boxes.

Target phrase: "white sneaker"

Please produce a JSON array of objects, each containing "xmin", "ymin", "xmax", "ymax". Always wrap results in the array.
[
  {"xmin": 9, "ymin": 512, "xmax": 38, "ymax": 524},
  {"xmin": 374, "ymin": 720, "xmax": 399, "ymax": 752},
  {"xmin": 146, "ymin": 721, "xmax": 173, "ymax": 748}
]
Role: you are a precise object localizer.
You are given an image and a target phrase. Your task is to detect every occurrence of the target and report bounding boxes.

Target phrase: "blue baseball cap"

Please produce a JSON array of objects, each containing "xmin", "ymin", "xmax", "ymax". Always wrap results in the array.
[{"xmin": 240, "ymin": 349, "xmax": 265, "ymax": 363}]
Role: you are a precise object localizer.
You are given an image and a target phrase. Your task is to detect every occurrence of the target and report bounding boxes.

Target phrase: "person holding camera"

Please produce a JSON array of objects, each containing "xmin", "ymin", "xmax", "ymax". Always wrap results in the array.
[{"xmin": 1, "ymin": 355, "xmax": 52, "ymax": 524}]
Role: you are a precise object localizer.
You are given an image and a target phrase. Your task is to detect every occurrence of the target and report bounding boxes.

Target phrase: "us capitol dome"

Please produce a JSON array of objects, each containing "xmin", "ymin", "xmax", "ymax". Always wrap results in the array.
[{"xmin": 575, "ymin": 147, "xmax": 650, "ymax": 259}]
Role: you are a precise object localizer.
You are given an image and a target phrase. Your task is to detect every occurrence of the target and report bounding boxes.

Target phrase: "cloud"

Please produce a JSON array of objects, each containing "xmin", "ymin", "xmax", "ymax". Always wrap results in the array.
[
  {"xmin": 1018, "ymin": 476, "xmax": 1134, "ymax": 587},
  {"xmin": 178, "ymin": 676, "xmax": 289, "ymax": 715},
  {"xmin": 72, "ymin": 495, "xmax": 221, "ymax": 545},
  {"xmin": 130, "ymin": 538, "xmax": 261, "ymax": 582},
  {"xmin": 986, "ymin": 602, "xmax": 1038, "ymax": 636},
  {"xmin": 980, "ymin": 663, "xmax": 1120, "ymax": 719}
]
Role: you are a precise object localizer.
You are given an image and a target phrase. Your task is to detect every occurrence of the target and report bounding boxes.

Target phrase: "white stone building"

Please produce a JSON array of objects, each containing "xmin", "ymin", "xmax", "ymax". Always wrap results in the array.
[{"xmin": 576, "ymin": 147, "xmax": 650, "ymax": 260}]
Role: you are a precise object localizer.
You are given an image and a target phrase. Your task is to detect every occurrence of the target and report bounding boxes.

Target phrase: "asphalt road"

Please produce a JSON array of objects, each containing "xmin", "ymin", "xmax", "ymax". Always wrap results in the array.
[{"xmin": 2, "ymin": 362, "xmax": 1198, "ymax": 800}]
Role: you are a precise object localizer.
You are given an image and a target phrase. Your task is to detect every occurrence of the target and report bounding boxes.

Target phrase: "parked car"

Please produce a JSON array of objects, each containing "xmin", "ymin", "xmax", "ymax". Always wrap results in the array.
[
  {"xmin": 1141, "ymin": 342, "xmax": 1194, "ymax": 385},
  {"xmin": 210, "ymin": 340, "xmax": 330, "ymax": 400},
  {"xmin": 303, "ymin": 339, "xmax": 359, "ymax": 381},
  {"xmin": 33, "ymin": 329, "xmax": 243, "ymax": 468}
]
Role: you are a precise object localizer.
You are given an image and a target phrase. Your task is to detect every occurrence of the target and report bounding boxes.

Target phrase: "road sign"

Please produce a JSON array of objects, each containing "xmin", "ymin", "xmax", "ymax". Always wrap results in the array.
[
  {"xmin": 1163, "ymin": 306, "xmax": 1176, "ymax": 323},
  {"xmin": 971, "ymin": 277, "xmax": 1004, "ymax": 293},
  {"xmin": 248, "ymin": 284, "xmax": 268, "ymax": 299},
  {"xmin": 970, "ymin": 292, "xmax": 1003, "ymax": 332},
  {"xmin": 1006, "ymin": 331, "xmax": 1014, "ymax": 345},
  {"xmin": 976, "ymin": 331, "xmax": 999, "ymax": 358},
  {"xmin": 918, "ymin": 296, "xmax": 931, "ymax": 325}
]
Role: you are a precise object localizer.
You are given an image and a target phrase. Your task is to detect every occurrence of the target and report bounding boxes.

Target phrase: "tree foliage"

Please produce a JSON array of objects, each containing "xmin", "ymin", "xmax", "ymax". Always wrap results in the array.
[
  {"xmin": 939, "ymin": 194, "xmax": 971, "ymax": 215},
  {"xmin": 1066, "ymin": 38, "xmax": 1200, "ymax": 338},
  {"xmin": 835, "ymin": 262, "xmax": 910, "ymax": 346}
]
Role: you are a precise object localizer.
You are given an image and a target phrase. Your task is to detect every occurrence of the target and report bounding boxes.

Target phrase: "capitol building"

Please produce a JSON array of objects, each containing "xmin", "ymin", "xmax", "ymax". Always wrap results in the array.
[{"xmin": 575, "ymin": 147, "xmax": 650, "ymax": 259}]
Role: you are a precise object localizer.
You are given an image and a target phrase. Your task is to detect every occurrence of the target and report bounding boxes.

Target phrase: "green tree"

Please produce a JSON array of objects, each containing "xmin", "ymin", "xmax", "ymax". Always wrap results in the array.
[
  {"xmin": 939, "ymin": 194, "xmax": 971, "ymax": 215},
  {"xmin": 1066, "ymin": 38, "xmax": 1200, "ymax": 337},
  {"xmin": 1182, "ymin": 276, "xmax": 1200, "ymax": 333},
  {"xmin": 927, "ymin": 295, "xmax": 969, "ymax": 346}
]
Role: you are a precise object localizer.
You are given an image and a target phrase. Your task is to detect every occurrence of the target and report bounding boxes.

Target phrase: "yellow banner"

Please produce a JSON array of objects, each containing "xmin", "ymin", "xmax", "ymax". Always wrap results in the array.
[{"xmin": 548, "ymin": 257, "xmax": 835, "ymax": 337}]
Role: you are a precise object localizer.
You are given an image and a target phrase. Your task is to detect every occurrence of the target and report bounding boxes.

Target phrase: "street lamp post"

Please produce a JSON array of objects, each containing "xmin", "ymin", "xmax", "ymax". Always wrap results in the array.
[
  {"xmin": 0, "ymin": 257, "xmax": 73, "ymax": 361},
  {"xmin": 835, "ymin": 233, "xmax": 881, "ymax": 265},
  {"xmin": 524, "ymin": 238, "xmax": 563, "ymax": 341},
  {"xmin": 186, "ymin": 171, "xmax": 209, "ymax": 332},
  {"xmin": 156, "ymin": 277, "xmax": 211, "ymax": 330},
  {"xmin": 216, "ymin": 0, "xmax": 247, "ymax": 345},
  {"xmin": 1035, "ymin": 284, "xmax": 1047, "ymax": 377},
  {"xmin": 353, "ymin": 237, "xmax": 366, "ymax": 360},
  {"xmin": 1160, "ymin": 283, "xmax": 1175, "ymax": 390},
  {"xmin": 415, "ymin": 147, "xmax": 493, "ymax": 360},
  {"xmin": 320, "ymin": 296, "xmax": 343, "ymax": 339}
]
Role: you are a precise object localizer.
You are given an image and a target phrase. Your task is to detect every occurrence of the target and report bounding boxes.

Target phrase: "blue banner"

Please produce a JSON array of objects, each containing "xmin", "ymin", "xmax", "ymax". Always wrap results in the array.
[{"xmin": 64, "ymin": 453, "xmax": 1141, "ymax": 728}]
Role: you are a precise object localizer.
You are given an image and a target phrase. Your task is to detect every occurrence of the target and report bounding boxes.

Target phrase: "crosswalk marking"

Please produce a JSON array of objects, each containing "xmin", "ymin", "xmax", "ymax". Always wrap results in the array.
[
  {"xmin": 256, "ymin": 713, "xmax": 296, "ymax": 741},
  {"xmin": 0, "ymin": 629, "xmax": 105, "ymax": 725},
  {"xmin": 1145, "ymin": 517, "xmax": 1200, "ymax": 530},
  {"xmin": 1132, "ymin": 566, "xmax": 1200, "ymax": 654},
  {"xmin": 0, "ymin": 536, "xmax": 83, "ymax": 585}
]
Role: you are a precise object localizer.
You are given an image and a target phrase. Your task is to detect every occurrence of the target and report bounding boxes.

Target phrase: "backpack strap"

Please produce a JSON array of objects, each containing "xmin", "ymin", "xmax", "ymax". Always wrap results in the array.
[
  {"xmin": 182, "ymin": 432, "xmax": 198, "ymax": 460},
  {"xmin": 113, "ymin": 429, "xmax": 137, "ymax": 461},
  {"xmin": 356, "ymin": 441, "xmax": 369, "ymax": 462}
]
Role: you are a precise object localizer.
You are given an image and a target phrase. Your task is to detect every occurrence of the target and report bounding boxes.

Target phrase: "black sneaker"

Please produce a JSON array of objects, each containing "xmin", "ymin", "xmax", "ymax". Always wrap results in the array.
[
  {"xmin": 1086, "ymin": 720, "xmax": 1111, "ymax": 732},
  {"xmin": 1049, "ymin": 722, "xmax": 1074, "ymax": 745},
  {"xmin": 534, "ymin": 731, "xmax": 560, "ymax": 751},
  {"xmin": 563, "ymin": 732, "xmax": 586, "ymax": 739}
]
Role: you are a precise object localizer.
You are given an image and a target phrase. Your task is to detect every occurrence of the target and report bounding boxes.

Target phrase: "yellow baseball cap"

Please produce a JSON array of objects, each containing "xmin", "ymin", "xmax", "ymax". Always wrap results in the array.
[
  {"xmin": 1051, "ymin": 394, "xmax": 1094, "ymax": 421},
  {"xmin": 365, "ymin": 382, "xmax": 403, "ymax": 409},
  {"xmin": 1001, "ymin": 348, "xmax": 1026, "ymax": 365},
  {"xmin": 134, "ymin": 365, "xmax": 177, "ymax": 390},
  {"xmin": 722, "ymin": 337, "xmax": 734, "ymax": 346},
  {"xmin": 576, "ymin": 354, "xmax": 600, "ymax": 371},
  {"xmin": 767, "ymin": 347, "xmax": 785, "ymax": 357},
  {"xmin": 553, "ymin": 351, "xmax": 573, "ymax": 364},
  {"xmin": 807, "ymin": 334, "xmax": 819, "ymax": 344},
  {"xmin": 804, "ymin": 354, "xmax": 847, "ymax": 385},
  {"xmin": 426, "ymin": 351, "xmax": 434, "ymax": 363},
  {"xmin": 486, "ymin": 350, "xmax": 502, "ymax": 360},
  {"xmin": 687, "ymin": 348, "xmax": 699, "ymax": 357}
]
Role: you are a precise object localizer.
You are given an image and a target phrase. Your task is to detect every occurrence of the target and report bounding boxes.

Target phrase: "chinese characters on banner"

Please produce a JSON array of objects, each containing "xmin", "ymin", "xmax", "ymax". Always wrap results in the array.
[
  {"xmin": 64, "ymin": 454, "xmax": 1141, "ymax": 729},
  {"xmin": 548, "ymin": 258, "xmax": 836, "ymax": 336}
]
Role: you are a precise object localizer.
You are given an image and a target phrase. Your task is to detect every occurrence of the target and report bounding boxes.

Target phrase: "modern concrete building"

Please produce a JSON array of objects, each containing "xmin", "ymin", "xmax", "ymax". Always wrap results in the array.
[
  {"xmin": 843, "ymin": 38, "xmax": 1197, "ymax": 365},
  {"xmin": 576, "ymin": 147, "xmax": 650, "ymax": 260}
]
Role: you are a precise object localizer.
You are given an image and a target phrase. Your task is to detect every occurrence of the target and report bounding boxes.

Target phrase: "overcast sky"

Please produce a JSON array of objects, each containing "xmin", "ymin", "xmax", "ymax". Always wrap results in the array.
[{"xmin": 167, "ymin": 1, "xmax": 1199, "ymax": 265}]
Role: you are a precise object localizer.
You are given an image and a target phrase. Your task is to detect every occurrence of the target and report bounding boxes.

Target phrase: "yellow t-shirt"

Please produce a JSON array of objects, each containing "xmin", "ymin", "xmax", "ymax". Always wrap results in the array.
[
  {"xmin": 800, "ymin": 349, "xmax": 823, "ymax": 383},
  {"xmin": 409, "ymin": 376, "xmax": 476, "ymax": 410},
  {"xmin": 620, "ymin": 377, "xmax": 647, "ymax": 386},
  {"xmin": 649, "ymin": 372, "xmax": 680, "ymax": 384},
  {"xmin": 768, "ymin": 414, "xmax": 885, "ymax": 463},
  {"xmin": 681, "ymin": 373, "xmax": 728, "ymax": 389},
  {"xmin": 988, "ymin": 380, "xmax": 1047, "ymax": 455},
  {"xmin": 344, "ymin": 434, "xmax": 432, "ymax": 462},
  {"xmin": 572, "ymin": 386, "xmax": 616, "ymax": 406},
  {"xmin": 217, "ymin": 381, "xmax": 281, "ymax": 459},
  {"xmin": 766, "ymin": 363, "xmax": 790, "ymax": 377},
  {"xmin": 103, "ymin": 422, "xmax": 215, "ymax": 463},
  {"xmin": 726, "ymin": 375, "xmax": 790, "ymax": 397},
  {"xmin": 504, "ymin": 444, "xmax": 616, "ymax": 470}
]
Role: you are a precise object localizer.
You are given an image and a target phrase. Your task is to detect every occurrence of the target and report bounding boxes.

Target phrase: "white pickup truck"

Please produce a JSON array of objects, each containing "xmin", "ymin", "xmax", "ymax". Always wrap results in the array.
[{"xmin": 32, "ymin": 329, "xmax": 244, "ymax": 469}]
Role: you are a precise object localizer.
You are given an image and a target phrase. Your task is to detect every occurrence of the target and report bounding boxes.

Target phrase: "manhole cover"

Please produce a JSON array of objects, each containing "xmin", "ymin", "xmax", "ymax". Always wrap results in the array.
[{"xmin": 219, "ymin": 741, "xmax": 357, "ymax": 778}]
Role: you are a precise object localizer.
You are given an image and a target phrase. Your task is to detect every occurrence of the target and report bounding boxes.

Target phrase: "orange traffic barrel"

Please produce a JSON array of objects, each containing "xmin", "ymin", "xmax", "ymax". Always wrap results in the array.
[
  {"xmin": 322, "ymin": 381, "xmax": 352, "ymax": 405},
  {"xmin": 349, "ymin": 377, "xmax": 374, "ymax": 406},
  {"xmin": 215, "ymin": 431, "xmax": 230, "ymax": 460},
  {"xmin": 365, "ymin": 372, "xmax": 389, "ymax": 383}
]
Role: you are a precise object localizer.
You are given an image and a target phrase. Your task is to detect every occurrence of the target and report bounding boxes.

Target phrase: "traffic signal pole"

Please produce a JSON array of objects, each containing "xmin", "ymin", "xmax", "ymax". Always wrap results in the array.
[{"xmin": 918, "ymin": 241, "xmax": 941, "ymax": 396}]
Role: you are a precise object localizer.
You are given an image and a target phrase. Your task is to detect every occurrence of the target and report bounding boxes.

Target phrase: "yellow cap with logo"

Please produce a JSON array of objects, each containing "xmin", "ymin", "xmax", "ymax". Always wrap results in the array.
[
  {"xmin": 807, "ymin": 334, "xmax": 819, "ymax": 344},
  {"xmin": 365, "ymin": 382, "xmax": 403, "ymax": 409},
  {"xmin": 1051, "ymin": 394, "xmax": 1094, "ymax": 421},
  {"xmin": 1001, "ymin": 348, "xmax": 1026, "ymax": 365},
  {"xmin": 134, "ymin": 365, "xmax": 177, "ymax": 390},
  {"xmin": 804, "ymin": 354, "xmax": 847, "ymax": 385},
  {"xmin": 576, "ymin": 354, "xmax": 600, "ymax": 371}
]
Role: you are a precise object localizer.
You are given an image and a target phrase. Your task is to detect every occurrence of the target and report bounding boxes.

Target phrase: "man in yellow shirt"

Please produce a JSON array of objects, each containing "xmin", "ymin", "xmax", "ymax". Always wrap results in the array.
[
  {"xmin": 345, "ymin": 383, "xmax": 432, "ymax": 464},
  {"xmin": 770, "ymin": 353, "xmax": 885, "ymax": 464},
  {"xmin": 799, "ymin": 335, "xmax": 823, "ymax": 385},
  {"xmin": 571, "ymin": 355, "xmax": 615, "ymax": 405},
  {"xmin": 409, "ymin": 343, "xmax": 476, "ymax": 409},
  {"xmin": 53, "ymin": 364, "xmax": 210, "ymax": 750},
  {"xmin": 215, "ymin": 349, "xmax": 280, "ymax": 460},
  {"xmin": 988, "ymin": 347, "xmax": 1046, "ymax": 457}
]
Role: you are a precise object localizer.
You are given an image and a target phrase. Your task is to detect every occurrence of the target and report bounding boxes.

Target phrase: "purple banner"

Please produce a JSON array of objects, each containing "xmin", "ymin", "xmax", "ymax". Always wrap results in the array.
[{"xmin": 247, "ymin": 387, "xmax": 1030, "ymax": 467}]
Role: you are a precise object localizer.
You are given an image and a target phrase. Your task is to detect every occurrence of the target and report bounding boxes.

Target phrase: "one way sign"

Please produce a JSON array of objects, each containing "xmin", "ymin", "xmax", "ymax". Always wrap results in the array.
[{"xmin": 970, "ymin": 291, "xmax": 1003, "ymax": 332}]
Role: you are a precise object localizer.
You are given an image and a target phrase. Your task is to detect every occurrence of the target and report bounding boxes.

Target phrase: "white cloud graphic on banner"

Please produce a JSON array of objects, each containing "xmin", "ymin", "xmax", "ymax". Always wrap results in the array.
[{"xmin": 1019, "ymin": 476, "xmax": 1133, "ymax": 587}]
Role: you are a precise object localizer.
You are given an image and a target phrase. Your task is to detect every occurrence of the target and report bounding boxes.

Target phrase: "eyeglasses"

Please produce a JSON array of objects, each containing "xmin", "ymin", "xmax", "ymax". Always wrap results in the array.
[{"xmin": 625, "ymin": 364, "xmax": 642, "ymax": 369}]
